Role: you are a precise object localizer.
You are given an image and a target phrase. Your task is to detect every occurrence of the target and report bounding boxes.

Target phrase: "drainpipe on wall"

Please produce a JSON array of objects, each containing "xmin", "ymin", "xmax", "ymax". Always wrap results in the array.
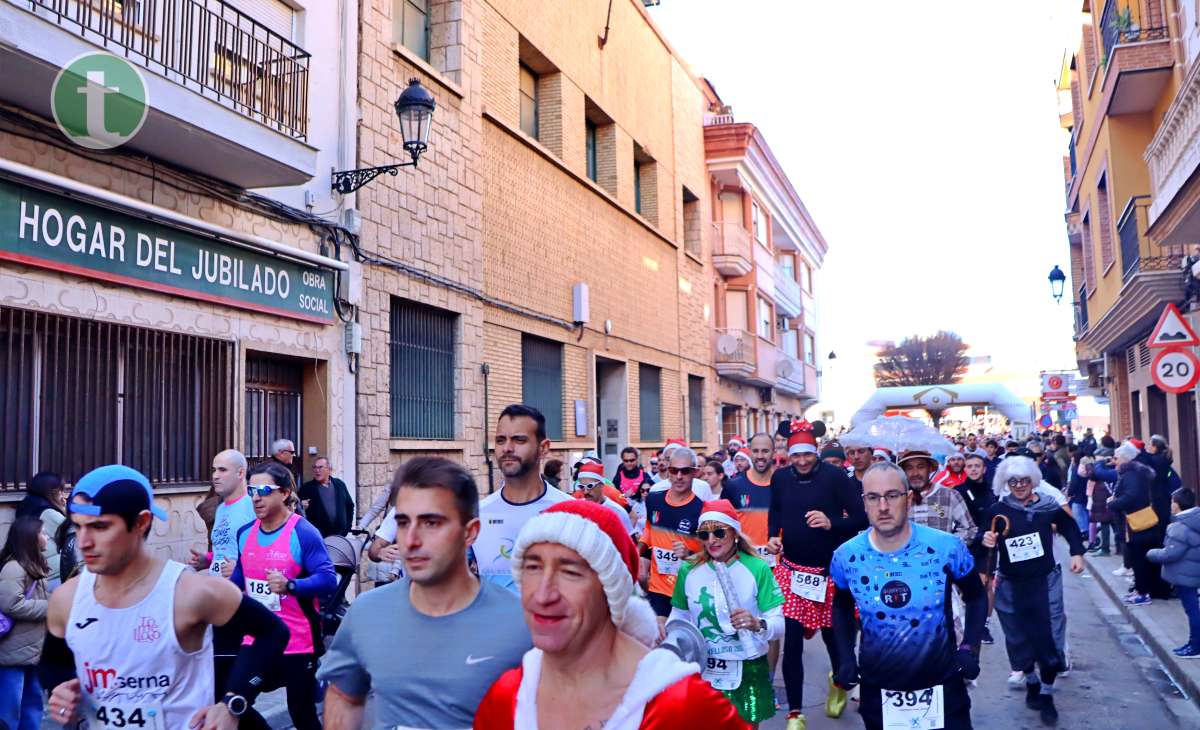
[
  {"xmin": 482, "ymin": 363, "xmax": 495, "ymax": 493},
  {"xmin": 1165, "ymin": 0, "xmax": 1186, "ymax": 88}
]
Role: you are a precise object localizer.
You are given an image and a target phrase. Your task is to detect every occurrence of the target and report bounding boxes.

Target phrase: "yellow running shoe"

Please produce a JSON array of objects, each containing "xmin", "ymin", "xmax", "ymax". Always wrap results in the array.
[
  {"xmin": 825, "ymin": 671, "xmax": 847, "ymax": 718},
  {"xmin": 785, "ymin": 713, "xmax": 807, "ymax": 730}
]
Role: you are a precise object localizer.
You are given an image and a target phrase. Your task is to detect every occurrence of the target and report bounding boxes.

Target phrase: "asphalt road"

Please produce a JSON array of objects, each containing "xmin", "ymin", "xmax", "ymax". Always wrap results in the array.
[{"xmin": 762, "ymin": 562, "xmax": 1198, "ymax": 729}]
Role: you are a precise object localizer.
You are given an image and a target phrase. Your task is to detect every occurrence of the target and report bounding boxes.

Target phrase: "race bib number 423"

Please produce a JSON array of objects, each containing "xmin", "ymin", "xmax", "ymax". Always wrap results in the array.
[
  {"xmin": 246, "ymin": 578, "xmax": 281, "ymax": 611},
  {"xmin": 90, "ymin": 703, "xmax": 166, "ymax": 729},
  {"xmin": 653, "ymin": 547, "xmax": 682, "ymax": 576},
  {"xmin": 1005, "ymin": 533, "xmax": 1045, "ymax": 563},
  {"xmin": 881, "ymin": 685, "xmax": 944, "ymax": 730}
]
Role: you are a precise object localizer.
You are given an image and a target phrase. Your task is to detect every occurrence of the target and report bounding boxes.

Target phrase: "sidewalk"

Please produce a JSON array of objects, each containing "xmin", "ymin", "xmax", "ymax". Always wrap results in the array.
[{"xmin": 1084, "ymin": 550, "xmax": 1200, "ymax": 709}]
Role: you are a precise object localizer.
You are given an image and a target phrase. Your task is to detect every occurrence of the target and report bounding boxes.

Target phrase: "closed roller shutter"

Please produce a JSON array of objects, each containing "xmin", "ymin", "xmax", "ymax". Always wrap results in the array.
[{"xmin": 222, "ymin": 0, "xmax": 295, "ymax": 40}]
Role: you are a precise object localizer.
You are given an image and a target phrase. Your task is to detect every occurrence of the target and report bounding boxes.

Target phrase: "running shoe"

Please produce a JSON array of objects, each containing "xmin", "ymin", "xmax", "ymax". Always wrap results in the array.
[
  {"xmin": 981, "ymin": 625, "xmax": 995, "ymax": 645},
  {"xmin": 1040, "ymin": 693, "xmax": 1059, "ymax": 725},
  {"xmin": 1126, "ymin": 594, "xmax": 1152, "ymax": 606},
  {"xmin": 1007, "ymin": 670, "xmax": 1026, "ymax": 688},
  {"xmin": 825, "ymin": 672, "xmax": 847, "ymax": 718},
  {"xmin": 785, "ymin": 713, "xmax": 807, "ymax": 730},
  {"xmin": 1174, "ymin": 646, "xmax": 1200, "ymax": 659},
  {"xmin": 1025, "ymin": 682, "xmax": 1043, "ymax": 710}
]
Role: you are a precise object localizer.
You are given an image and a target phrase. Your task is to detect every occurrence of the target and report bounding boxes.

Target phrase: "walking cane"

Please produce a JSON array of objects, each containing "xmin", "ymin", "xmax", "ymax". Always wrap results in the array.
[{"xmin": 985, "ymin": 514, "xmax": 1011, "ymax": 614}]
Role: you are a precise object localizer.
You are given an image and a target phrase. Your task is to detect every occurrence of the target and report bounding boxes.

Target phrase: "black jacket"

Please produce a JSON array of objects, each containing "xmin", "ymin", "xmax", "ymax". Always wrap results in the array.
[
  {"xmin": 978, "ymin": 496, "xmax": 1085, "ymax": 580},
  {"xmin": 298, "ymin": 477, "xmax": 354, "ymax": 537},
  {"xmin": 767, "ymin": 461, "xmax": 867, "ymax": 569},
  {"xmin": 956, "ymin": 477, "xmax": 996, "ymax": 529}
]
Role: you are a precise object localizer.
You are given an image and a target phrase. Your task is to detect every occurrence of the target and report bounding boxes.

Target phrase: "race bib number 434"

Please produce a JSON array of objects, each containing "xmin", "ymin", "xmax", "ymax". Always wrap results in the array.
[
  {"xmin": 881, "ymin": 685, "xmax": 944, "ymax": 730},
  {"xmin": 90, "ymin": 703, "xmax": 166, "ymax": 729}
]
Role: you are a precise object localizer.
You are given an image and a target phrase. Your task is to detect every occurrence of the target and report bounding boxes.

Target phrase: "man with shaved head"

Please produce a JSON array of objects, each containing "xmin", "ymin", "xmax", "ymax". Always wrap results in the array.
[{"xmin": 189, "ymin": 449, "xmax": 259, "ymax": 701}]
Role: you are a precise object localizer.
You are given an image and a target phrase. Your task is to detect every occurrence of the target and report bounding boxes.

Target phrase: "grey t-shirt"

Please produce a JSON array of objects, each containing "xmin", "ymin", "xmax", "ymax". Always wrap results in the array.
[{"xmin": 317, "ymin": 577, "xmax": 531, "ymax": 728}]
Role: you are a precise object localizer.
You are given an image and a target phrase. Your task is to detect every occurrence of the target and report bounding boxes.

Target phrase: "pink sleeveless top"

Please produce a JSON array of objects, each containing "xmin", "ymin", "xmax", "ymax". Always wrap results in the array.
[{"xmin": 240, "ymin": 513, "xmax": 316, "ymax": 654}]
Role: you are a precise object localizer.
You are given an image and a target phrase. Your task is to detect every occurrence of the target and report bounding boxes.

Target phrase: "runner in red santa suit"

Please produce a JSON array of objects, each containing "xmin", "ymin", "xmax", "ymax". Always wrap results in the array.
[
  {"xmin": 933, "ymin": 452, "xmax": 968, "ymax": 490},
  {"xmin": 474, "ymin": 499, "xmax": 747, "ymax": 729}
]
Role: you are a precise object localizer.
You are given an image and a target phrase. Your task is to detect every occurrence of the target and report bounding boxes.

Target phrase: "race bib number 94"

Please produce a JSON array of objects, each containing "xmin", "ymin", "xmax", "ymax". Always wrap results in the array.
[
  {"xmin": 90, "ymin": 703, "xmax": 166, "ymax": 729},
  {"xmin": 653, "ymin": 547, "xmax": 681, "ymax": 576},
  {"xmin": 881, "ymin": 685, "xmax": 944, "ymax": 730},
  {"xmin": 246, "ymin": 578, "xmax": 281, "ymax": 611},
  {"xmin": 701, "ymin": 657, "xmax": 742, "ymax": 691}
]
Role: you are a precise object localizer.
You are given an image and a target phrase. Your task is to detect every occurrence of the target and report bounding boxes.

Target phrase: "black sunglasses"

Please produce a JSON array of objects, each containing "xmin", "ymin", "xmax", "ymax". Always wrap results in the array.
[
  {"xmin": 696, "ymin": 528, "xmax": 729, "ymax": 541},
  {"xmin": 668, "ymin": 466, "xmax": 696, "ymax": 476}
]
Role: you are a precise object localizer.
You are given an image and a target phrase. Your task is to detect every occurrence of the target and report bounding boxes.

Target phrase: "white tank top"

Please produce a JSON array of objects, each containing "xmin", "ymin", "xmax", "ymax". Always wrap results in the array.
[{"xmin": 66, "ymin": 560, "xmax": 214, "ymax": 730}]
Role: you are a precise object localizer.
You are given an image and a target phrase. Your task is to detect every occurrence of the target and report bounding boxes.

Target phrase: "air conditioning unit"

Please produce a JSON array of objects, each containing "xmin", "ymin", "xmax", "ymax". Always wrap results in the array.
[{"xmin": 776, "ymin": 315, "xmax": 790, "ymax": 333}]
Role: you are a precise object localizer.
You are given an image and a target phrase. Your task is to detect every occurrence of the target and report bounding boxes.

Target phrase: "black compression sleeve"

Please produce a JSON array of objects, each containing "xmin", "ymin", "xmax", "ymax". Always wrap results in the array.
[
  {"xmin": 220, "ymin": 594, "xmax": 289, "ymax": 701},
  {"xmin": 38, "ymin": 633, "xmax": 77, "ymax": 689},
  {"xmin": 952, "ymin": 569, "xmax": 988, "ymax": 648},
  {"xmin": 831, "ymin": 587, "xmax": 858, "ymax": 682}
]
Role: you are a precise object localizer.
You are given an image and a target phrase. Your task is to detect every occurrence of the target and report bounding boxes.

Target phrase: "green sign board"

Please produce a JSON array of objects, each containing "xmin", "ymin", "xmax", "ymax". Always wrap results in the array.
[{"xmin": 0, "ymin": 179, "xmax": 335, "ymax": 323}]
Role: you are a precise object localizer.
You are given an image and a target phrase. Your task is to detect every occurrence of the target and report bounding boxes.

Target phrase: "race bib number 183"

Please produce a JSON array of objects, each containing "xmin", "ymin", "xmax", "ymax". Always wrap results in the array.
[
  {"xmin": 246, "ymin": 578, "xmax": 281, "ymax": 611},
  {"xmin": 881, "ymin": 685, "xmax": 944, "ymax": 730}
]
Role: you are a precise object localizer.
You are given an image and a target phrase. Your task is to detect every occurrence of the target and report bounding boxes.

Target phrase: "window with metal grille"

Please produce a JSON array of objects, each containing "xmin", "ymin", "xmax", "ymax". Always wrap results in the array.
[
  {"xmin": 688, "ymin": 375, "xmax": 704, "ymax": 442},
  {"xmin": 639, "ymin": 364, "xmax": 662, "ymax": 443},
  {"xmin": 521, "ymin": 335, "xmax": 563, "ymax": 440},
  {"xmin": 390, "ymin": 298, "xmax": 456, "ymax": 439},
  {"xmin": 394, "ymin": 0, "xmax": 431, "ymax": 60},
  {"xmin": 244, "ymin": 354, "xmax": 303, "ymax": 484},
  {"xmin": 0, "ymin": 306, "xmax": 233, "ymax": 490}
]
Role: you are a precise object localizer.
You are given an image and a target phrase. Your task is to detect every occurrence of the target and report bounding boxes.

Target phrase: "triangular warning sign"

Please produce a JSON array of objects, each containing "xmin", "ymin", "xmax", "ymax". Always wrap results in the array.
[{"xmin": 1148, "ymin": 303, "xmax": 1200, "ymax": 348}]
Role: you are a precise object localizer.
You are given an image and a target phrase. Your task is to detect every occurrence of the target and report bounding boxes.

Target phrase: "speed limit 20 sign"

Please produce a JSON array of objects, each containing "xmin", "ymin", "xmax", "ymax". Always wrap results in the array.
[{"xmin": 1151, "ymin": 347, "xmax": 1200, "ymax": 394}]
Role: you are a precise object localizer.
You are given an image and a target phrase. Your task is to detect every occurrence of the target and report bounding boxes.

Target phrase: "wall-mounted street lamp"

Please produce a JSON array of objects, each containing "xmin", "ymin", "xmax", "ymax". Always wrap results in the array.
[
  {"xmin": 331, "ymin": 79, "xmax": 436, "ymax": 195},
  {"xmin": 1048, "ymin": 265, "xmax": 1066, "ymax": 302}
]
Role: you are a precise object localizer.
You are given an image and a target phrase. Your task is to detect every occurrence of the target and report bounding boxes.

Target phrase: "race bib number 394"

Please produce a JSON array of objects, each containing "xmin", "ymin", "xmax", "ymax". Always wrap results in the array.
[{"xmin": 881, "ymin": 685, "xmax": 944, "ymax": 730}]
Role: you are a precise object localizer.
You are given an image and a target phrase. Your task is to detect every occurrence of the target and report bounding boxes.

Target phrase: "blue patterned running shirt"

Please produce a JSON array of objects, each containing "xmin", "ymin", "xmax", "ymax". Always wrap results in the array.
[{"xmin": 830, "ymin": 522, "xmax": 975, "ymax": 690}]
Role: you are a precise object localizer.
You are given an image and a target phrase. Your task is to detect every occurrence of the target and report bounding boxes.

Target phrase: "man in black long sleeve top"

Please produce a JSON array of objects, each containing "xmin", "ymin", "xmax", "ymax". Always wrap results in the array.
[
  {"xmin": 979, "ymin": 456, "xmax": 1085, "ymax": 726},
  {"xmin": 765, "ymin": 422, "xmax": 867, "ymax": 727}
]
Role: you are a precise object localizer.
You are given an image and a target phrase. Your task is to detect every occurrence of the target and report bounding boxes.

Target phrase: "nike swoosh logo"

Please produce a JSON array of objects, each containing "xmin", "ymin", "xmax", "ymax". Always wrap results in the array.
[
  {"xmin": 74, "ymin": 618, "xmax": 98, "ymax": 630},
  {"xmin": 465, "ymin": 655, "xmax": 494, "ymax": 665}
]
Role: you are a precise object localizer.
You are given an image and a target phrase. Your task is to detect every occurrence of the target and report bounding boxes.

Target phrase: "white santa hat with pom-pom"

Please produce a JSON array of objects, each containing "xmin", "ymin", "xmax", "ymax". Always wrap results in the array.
[{"xmin": 511, "ymin": 499, "xmax": 660, "ymax": 647}]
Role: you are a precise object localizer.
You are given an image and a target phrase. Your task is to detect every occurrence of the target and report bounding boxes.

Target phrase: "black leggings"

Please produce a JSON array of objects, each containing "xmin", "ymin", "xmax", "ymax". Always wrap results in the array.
[
  {"xmin": 239, "ymin": 653, "xmax": 321, "ymax": 730},
  {"xmin": 782, "ymin": 618, "xmax": 839, "ymax": 710}
]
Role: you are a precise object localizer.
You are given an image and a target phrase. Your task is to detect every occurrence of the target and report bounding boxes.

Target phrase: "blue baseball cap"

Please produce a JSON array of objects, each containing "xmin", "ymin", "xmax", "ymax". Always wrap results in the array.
[{"xmin": 70, "ymin": 465, "xmax": 169, "ymax": 522}]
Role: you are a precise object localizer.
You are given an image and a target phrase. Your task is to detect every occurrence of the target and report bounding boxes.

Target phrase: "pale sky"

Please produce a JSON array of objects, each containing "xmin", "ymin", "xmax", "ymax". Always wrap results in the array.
[{"xmin": 651, "ymin": 0, "xmax": 1094, "ymax": 421}]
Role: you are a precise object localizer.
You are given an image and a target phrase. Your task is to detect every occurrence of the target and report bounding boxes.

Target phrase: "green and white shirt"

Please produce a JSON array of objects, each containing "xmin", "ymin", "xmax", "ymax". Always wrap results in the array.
[{"xmin": 669, "ymin": 552, "xmax": 785, "ymax": 660}]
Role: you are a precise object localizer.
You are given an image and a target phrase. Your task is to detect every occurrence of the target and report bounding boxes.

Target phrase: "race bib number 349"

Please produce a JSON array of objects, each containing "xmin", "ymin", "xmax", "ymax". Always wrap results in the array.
[
  {"xmin": 881, "ymin": 685, "xmax": 944, "ymax": 730},
  {"xmin": 653, "ymin": 547, "xmax": 681, "ymax": 576}
]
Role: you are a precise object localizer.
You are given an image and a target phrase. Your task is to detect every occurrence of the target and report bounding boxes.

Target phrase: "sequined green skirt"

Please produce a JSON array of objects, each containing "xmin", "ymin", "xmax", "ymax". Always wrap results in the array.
[{"xmin": 722, "ymin": 655, "xmax": 776, "ymax": 723}]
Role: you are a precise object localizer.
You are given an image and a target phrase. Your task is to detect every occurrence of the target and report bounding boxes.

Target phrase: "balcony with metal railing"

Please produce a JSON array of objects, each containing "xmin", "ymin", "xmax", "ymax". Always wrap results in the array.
[
  {"xmin": 714, "ymin": 328, "xmax": 758, "ymax": 379},
  {"xmin": 1, "ymin": 0, "xmax": 317, "ymax": 187},
  {"xmin": 1097, "ymin": 0, "xmax": 1172, "ymax": 116}
]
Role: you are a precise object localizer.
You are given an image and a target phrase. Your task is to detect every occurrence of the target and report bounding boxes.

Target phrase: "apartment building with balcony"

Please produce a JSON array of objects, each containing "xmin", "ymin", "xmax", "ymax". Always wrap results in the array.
[
  {"xmin": 703, "ymin": 92, "xmax": 827, "ymax": 443},
  {"xmin": 0, "ymin": 0, "xmax": 357, "ymax": 552},
  {"xmin": 1060, "ymin": 0, "xmax": 1199, "ymax": 479},
  {"xmin": 353, "ymin": 0, "xmax": 717, "ymax": 486}
]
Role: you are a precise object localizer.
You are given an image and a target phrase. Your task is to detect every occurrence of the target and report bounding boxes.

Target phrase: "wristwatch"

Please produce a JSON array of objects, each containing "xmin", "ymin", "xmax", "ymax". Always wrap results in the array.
[
  {"xmin": 223, "ymin": 693, "xmax": 248, "ymax": 717},
  {"xmin": 286, "ymin": 579, "xmax": 298, "ymax": 594}
]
